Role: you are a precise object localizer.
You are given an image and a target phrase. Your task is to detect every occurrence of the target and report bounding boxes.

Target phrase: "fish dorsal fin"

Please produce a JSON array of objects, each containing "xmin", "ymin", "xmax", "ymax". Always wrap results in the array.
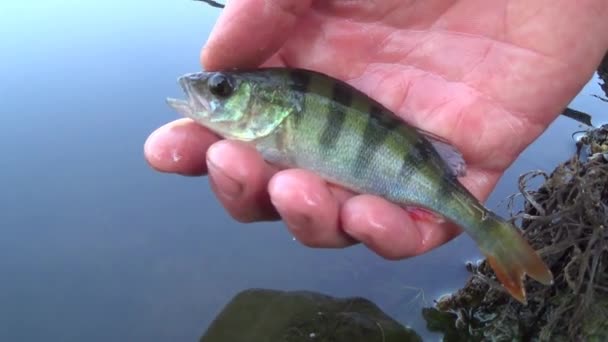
[{"xmin": 417, "ymin": 128, "xmax": 467, "ymax": 177}]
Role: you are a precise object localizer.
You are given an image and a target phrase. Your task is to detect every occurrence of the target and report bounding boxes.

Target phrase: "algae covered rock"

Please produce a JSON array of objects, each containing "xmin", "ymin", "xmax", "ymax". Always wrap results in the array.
[{"xmin": 200, "ymin": 289, "xmax": 421, "ymax": 342}]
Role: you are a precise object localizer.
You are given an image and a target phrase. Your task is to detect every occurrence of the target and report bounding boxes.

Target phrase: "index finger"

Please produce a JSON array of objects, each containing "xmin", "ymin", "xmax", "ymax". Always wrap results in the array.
[{"xmin": 201, "ymin": 0, "xmax": 312, "ymax": 70}]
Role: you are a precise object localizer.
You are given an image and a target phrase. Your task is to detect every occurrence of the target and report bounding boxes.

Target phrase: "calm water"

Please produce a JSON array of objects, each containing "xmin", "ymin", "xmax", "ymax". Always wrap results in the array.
[{"xmin": 0, "ymin": 1, "xmax": 605, "ymax": 340}]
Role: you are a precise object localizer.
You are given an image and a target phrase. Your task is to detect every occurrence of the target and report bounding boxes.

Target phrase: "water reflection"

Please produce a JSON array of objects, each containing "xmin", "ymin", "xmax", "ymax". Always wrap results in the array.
[{"xmin": 0, "ymin": 1, "xmax": 605, "ymax": 341}]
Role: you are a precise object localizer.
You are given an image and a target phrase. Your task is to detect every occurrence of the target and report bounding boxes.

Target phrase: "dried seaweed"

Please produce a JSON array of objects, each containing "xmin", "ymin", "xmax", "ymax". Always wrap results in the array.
[
  {"xmin": 597, "ymin": 52, "xmax": 608, "ymax": 99},
  {"xmin": 432, "ymin": 125, "xmax": 608, "ymax": 341}
]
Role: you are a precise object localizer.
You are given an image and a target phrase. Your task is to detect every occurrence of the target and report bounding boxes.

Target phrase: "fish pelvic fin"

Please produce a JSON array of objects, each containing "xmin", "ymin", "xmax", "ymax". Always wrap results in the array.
[{"xmin": 479, "ymin": 219, "xmax": 553, "ymax": 304}]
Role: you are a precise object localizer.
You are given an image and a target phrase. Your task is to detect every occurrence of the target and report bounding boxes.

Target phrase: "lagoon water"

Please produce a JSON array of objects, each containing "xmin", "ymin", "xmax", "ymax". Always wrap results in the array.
[{"xmin": 0, "ymin": 1, "xmax": 605, "ymax": 340}]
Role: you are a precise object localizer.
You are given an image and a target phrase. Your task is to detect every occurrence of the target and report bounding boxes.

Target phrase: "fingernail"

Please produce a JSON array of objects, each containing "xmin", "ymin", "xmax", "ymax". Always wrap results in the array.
[{"xmin": 207, "ymin": 160, "xmax": 243, "ymax": 200}]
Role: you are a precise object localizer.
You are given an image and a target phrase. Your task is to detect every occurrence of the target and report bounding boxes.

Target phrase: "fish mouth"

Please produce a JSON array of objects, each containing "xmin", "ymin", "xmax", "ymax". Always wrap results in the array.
[{"xmin": 166, "ymin": 73, "xmax": 210, "ymax": 120}]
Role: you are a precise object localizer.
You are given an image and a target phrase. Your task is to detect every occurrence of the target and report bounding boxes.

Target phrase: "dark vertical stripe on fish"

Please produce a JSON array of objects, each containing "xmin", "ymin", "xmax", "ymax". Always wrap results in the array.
[
  {"xmin": 399, "ymin": 138, "xmax": 432, "ymax": 179},
  {"xmin": 319, "ymin": 82, "xmax": 352, "ymax": 148},
  {"xmin": 435, "ymin": 178, "xmax": 455, "ymax": 204},
  {"xmin": 373, "ymin": 105, "xmax": 404, "ymax": 130},
  {"xmin": 398, "ymin": 153, "xmax": 416, "ymax": 181},
  {"xmin": 353, "ymin": 106, "xmax": 397, "ymax": 177},
  {"xmin": 288, "ymin": 69, "xmax": 312, "ymax": 93},
  {"xmin": 331, "ymin": 81, "xmax": 354, "ymax": 108},
  {"xmin": 433, "ymin": 149, "xmax": 458, "ymax": 202},
  {"xmin": 288, "ymin": 69, "xmax": 312, "ymax": 127}
]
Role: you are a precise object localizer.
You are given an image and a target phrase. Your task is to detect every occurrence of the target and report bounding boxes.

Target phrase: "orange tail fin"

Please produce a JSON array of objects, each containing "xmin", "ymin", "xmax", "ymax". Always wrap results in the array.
[{"xmin": 480, "ymin": 220, "xmax": 553, "ymax": 304}]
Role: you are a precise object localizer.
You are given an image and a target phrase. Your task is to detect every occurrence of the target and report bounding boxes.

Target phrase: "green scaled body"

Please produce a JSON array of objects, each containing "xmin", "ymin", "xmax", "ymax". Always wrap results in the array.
[{"xmin": 167, "ymin": 68, "xmax": 553, "ymax": 303}]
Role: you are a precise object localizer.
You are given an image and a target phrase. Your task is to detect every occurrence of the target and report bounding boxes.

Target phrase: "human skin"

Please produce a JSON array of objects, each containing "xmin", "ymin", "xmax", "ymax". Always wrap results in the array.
[{"xmin": 145, "ymin": 0, "xmax": 608, "ymax": 259}]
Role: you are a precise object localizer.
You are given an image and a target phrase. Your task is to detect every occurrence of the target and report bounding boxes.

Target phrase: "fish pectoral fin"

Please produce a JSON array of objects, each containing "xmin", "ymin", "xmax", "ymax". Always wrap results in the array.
[{"xmin": 416, "ymin": 128, "xmax": 467, "ymax": 177}]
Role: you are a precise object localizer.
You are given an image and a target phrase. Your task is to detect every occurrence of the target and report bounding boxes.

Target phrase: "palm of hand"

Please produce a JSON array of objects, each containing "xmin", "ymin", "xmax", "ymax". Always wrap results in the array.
[
  {"xmin": 148, "ymin": 0, "xmax": 605, "ymax": 259},
  {"xmin": 252, "ymin": 0, "xmax": 589, "ymax": 200}
]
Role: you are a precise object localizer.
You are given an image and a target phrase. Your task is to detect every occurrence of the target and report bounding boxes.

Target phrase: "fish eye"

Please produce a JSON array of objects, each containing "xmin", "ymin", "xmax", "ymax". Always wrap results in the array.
[{"xmin": 208, "ymin": 73, "xmax": 234, "ymax": 98}]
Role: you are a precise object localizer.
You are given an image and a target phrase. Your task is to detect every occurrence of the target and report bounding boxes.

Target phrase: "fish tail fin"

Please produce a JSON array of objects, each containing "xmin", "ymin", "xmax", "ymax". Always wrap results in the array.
[{"xmin": 479, "ymin": 218, "xmax": 553, "ymax": 304}]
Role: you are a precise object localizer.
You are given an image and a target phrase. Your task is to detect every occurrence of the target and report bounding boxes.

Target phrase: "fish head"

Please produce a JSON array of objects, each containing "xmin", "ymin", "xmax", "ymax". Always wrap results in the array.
[{"xmin": 166, "ymin": 70, "xmax": 296, "ymax": 141}]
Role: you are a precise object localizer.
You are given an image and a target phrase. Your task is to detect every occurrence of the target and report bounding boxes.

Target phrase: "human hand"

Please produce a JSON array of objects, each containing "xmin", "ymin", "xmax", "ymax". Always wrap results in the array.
[{"xmin": 145, "ymin": 0, "xmax": 608, "ymax": 259}]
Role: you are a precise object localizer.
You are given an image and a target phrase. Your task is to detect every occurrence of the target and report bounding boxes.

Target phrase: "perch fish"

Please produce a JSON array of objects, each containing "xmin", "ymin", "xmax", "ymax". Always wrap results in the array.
[{"xmin": 166, "ymin": 68, "xmax": 553, "ymax": 303}]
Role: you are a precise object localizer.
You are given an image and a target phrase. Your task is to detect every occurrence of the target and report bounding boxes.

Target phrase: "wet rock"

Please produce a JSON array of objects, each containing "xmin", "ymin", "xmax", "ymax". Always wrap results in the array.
[{"xmin": 200, "ymin": 289, "xmax": 422, "ymax": 342}]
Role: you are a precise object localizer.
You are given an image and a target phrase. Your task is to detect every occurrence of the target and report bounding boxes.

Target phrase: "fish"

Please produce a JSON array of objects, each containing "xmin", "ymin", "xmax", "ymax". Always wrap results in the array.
[{"xmin": 166, "ymin": 67, "xmax": 553, "ymax": 303}]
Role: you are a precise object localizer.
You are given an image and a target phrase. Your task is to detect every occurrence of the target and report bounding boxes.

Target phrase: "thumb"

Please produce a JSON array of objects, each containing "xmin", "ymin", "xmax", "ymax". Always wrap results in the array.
[{"xmin": 201, "ymin": 0, "xmax": 312, "ymax": 70}]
